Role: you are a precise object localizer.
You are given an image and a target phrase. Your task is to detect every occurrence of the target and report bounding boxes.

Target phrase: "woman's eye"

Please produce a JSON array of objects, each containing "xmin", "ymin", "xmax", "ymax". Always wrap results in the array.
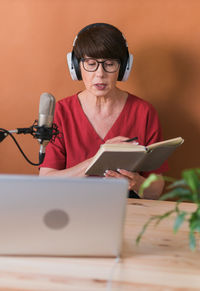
[
  {"xmin": 87, "ymin": 61, "xmax": 96, "ymax": 66},
  {"xmin": 105, "ymin": 60, "xmax": 115, "ymax": 65},
  {"xmin": 105, "ymin": 62, "xmax": 114, "ymax": 67}
]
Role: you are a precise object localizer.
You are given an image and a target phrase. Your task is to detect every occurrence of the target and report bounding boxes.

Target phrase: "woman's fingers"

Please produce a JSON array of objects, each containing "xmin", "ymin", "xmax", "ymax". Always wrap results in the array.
[{"xmin": 104, "ymin": 169, "xmax": 139, "ymax": 190}]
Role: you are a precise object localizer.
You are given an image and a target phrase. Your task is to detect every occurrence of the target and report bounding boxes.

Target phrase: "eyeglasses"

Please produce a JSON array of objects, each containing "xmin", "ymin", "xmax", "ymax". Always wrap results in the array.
[{"xmin": 81, "ymin": 58, "xmax": 120, "ymax": 73}]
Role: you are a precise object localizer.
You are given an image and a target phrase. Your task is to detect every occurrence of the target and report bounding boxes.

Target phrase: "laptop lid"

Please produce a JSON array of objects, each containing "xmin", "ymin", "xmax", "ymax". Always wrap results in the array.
[{"xmin": 0, "ymin": 175, "xmax": 128, "ymax": 257}]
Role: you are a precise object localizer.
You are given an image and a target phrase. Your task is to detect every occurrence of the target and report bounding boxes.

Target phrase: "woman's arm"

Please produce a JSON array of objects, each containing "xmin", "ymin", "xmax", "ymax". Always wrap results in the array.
[
  {"xmin": 39, "ymin": 158, "xmax": 93, "ymax": 177},
  {"xmin": 40, "ymin": 136, "xmax": 133, "ymax": 178}
]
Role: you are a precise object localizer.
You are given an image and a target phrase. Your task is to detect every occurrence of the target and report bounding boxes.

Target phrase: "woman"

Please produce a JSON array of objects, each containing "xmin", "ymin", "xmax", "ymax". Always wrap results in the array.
[{"xmin": 39, "ymin": 23, "xmax": 168, "ymax": 199}]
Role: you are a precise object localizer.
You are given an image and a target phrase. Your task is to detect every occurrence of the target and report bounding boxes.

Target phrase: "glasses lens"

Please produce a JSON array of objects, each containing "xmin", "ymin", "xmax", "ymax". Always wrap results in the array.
[
  {"xmin": 82, "ymin": 59, "xmax": 98, "ymax": 72},
  {"xmin": 103, "ymin": 60, "xmax": 120, "ymax": 73},
  {"xmin": 81, "ymin": 58, "xmax": 120, "ymax": 73}
]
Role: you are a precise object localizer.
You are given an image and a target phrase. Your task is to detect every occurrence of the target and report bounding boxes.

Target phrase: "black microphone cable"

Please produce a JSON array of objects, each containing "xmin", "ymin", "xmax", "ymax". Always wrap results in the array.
[
  {"xmin": 0, "ymin": 92, "xmax": 59, "ymax": 166},
  {"xmin": 0, "ymin": 122, "xmax": 59, "ymax": 166},
  {"xmin": 0, "ymin": 127, "xmax": 41, "ymax": 166}
]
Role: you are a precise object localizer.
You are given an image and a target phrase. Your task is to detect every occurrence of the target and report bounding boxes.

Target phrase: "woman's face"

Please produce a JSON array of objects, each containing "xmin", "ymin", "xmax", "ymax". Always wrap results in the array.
[{"xmin": 80, "ymin": 57, "xmax": 120, "ymax": 97}]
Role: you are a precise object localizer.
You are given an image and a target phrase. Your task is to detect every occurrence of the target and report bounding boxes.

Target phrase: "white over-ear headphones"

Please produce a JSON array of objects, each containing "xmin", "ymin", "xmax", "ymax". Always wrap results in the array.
[{"xmin": 67, "ymin": 23, "xmax": 133, "ymax": 82}]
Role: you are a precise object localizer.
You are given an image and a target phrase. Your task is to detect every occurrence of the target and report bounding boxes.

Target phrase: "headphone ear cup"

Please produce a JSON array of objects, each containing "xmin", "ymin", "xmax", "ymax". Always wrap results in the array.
[
  {"xmin": 118, "ymin": 53, "xmax": 134, "ymax": 82},
  {"xmin": 66, "ymin": 52, "xmax": 82, "ymax": 81}
]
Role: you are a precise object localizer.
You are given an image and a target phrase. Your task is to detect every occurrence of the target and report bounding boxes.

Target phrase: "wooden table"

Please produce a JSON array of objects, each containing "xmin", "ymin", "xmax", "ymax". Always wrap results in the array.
[{"xmin": 0, "ymin": 199, "xmax": 200, "ymax": 290}]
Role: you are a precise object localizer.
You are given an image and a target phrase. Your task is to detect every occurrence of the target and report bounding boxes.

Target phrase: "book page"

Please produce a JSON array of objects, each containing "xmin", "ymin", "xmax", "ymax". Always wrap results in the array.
[
  {"xmin": 100, "ymin": 143, "xmax": 146, "ymax": 152},
  {"xmin": 147, "ymin": 137, "xmax": 184, "ymax": 151}
]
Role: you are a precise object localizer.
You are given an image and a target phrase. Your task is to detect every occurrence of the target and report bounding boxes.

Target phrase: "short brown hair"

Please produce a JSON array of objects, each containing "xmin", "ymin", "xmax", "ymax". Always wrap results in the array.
[{"xmin": 73, "ymin": 23, "xmax": 128, "ymax": 64}]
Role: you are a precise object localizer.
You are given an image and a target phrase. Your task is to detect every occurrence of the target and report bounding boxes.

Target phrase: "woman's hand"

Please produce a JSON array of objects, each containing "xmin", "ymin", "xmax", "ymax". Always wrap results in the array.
[
  {"xmin": 104, "ymin": 169, "xmax": 165, "ymax": 199},
  {"xmin": 105, "ymin": 136, "xmax": 138, "ymax": 145},
  {"xmin": 104, "ymin": 137, "xmax": 142, "ymax": 192},
  {"xmin": 104, "ymin": 169, "xmax": 144, "ymax": 192}
]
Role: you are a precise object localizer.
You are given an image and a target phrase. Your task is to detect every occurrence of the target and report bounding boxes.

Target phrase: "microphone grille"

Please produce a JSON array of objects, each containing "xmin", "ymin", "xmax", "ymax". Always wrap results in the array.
[
  {"xmin": 39, "ymin": 92, "xmax": 55, "ymax": 116},
  {"xmin": 38, "ymin": 92, "xmax": 56, "ymax": 127}
]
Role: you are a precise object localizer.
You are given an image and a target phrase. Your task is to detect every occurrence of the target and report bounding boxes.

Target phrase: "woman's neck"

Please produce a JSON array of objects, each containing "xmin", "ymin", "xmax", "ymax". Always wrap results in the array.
[{"xmin": 78, "ymin": 88, "xmax": 128, "ymax": 115}]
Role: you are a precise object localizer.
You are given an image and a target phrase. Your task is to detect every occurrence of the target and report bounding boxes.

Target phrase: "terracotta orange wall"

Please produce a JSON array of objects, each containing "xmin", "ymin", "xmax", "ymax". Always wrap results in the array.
[{"xmin": 0, "ymin": 0, "xmax": 200, "ymax": 178}]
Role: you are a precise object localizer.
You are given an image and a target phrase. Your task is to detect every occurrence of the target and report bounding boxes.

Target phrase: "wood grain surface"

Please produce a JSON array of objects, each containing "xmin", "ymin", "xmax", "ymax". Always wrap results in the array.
[{"xmin": 0, "ymin": 199, "xmax": 199, "ymax": 290}]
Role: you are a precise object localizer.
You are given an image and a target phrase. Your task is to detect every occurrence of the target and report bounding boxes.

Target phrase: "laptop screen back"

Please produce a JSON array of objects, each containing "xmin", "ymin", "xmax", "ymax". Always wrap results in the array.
[{"xmin": 0, "ymin": 175, "xmax": 128, "ymax": 257}]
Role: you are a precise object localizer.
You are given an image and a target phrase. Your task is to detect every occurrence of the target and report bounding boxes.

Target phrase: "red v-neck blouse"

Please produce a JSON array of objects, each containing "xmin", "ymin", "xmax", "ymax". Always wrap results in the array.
[{"xmin": 41, "ymin": 93, "xmax": 168, "ymax": 176}]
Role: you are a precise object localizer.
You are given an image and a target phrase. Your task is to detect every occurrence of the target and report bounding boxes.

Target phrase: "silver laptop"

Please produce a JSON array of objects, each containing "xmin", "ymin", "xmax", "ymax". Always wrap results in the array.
[{"xmin": 0, "ymin": 175, "xmax": 128, "ymax": 257}]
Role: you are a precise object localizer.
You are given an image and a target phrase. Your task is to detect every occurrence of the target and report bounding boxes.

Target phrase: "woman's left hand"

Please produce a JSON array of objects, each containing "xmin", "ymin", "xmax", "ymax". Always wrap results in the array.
[
  {"xmin": 104, "ymin": 169, "xmax": 144, "ymax": 192},
  {"xmin": 104, "ymin": 169, "xmax": 165, "ymax": 199}
]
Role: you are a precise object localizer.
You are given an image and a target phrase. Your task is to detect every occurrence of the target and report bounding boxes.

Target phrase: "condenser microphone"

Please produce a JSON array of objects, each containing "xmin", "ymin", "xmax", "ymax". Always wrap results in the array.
[
  {"xmin": 0, "ymin": 92, "xmax": 58, "ymax": 166},
  {"xmin": 38, "ymin": 92, "xmax": 56, "ymax": 163}
]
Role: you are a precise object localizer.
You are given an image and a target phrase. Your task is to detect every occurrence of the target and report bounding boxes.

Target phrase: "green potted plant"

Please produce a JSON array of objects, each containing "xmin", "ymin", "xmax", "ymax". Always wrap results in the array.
[{"xmin": 136, "ymin": 168, "xmax": 200, "ymax": 250}]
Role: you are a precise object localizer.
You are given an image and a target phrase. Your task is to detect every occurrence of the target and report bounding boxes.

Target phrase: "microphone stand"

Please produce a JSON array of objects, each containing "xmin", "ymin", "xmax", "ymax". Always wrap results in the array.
[{"xmin": 0, "ymin": 121, "xmax": 59, "ymax": 166}]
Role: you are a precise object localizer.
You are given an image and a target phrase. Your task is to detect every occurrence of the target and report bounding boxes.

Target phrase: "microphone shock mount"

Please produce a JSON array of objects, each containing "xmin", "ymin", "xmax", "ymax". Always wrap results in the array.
[{"xmin": 0, "ymin": 120, "xmax": 59, "ymax": 166}]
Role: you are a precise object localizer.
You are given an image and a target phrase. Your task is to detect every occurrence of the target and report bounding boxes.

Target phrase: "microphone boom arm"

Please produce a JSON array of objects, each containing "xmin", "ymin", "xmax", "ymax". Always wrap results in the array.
[{"xmin": 0, "ymin": 121, "xmax": 59, "ymax": 166}]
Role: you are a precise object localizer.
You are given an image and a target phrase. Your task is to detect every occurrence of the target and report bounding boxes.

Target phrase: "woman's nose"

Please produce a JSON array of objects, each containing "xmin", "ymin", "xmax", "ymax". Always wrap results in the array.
[{"xmin": 96, "ymin": 63, "xmax": 105, "ymax": 76}]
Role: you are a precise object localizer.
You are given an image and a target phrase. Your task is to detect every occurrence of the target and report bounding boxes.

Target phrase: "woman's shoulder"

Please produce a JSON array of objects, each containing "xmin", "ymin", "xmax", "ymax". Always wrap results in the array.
[
  {"xmin": 55, "ymin": 93, "xmax": 81, "ymax": 118},
  {"xmin": 57, "ymin": 93, "xmax": 79, "ymax": 107},
  {"xmin": 127, "ymin": 93, "xmax": 157, "ymax": 112}
]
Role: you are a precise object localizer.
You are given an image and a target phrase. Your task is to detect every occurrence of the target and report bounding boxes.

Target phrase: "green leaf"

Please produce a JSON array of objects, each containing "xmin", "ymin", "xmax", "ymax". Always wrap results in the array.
[
  {"xmin": 189, "ymin": 231, "xmax": 196, "ymax": 251},
  {"xmin": 173, "ymin": 212, "xmax": 187, "ymax": 233},
  {"xmin": 136, "ymin": 216, "xmax": 155, "ymax": 244},
  {"xmin": 153, "ymin": 209, "xmax": 175, "ymax": 225},
  {"xmin": 162, "ymin": 175, "xmax": 176, "ymax": 183},
  {"xmin": 167, "ymin": 179, "xmax": 187, "ymax": 189},
  {"xmin": 160, "ymin": 188, "xmax": 191, "ymax": 201},
  {"xmin": 182, "ymin": 169, "xmax": 199, "ymax": 198},
  {"xmin": 189, "ymin": 212, "xmax": 200, "ymax": 232},
  {"xmin": 136, "ymin": 210, "xmax": 175, "ymax": 244},
  {"xmin": 197, "ymin": 206, "xmax": 200, "ymax": 215},
  {"xmin": 136, "ymin": 167, "xmax": 200, "ymax": 251},
  {"xmin": 154, "ymin": 209, "xmax": 176, "ymax": 226},
  {"xmin": 139, "ymin": 173, "xmax": 160, "ymax": 197},
  {"xmin": 190, "ymin": 221, "xmax": 200, "ymax": 232},
  {"xmin": 176, "ymin": 196, "xmax": 195, "ymax": 203}
]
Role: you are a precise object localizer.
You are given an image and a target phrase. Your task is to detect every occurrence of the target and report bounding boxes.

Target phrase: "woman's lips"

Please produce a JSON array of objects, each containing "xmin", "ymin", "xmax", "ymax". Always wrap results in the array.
[{"xmin": 94, "ymin": 83, "xmax": 107, "ymax": 90}]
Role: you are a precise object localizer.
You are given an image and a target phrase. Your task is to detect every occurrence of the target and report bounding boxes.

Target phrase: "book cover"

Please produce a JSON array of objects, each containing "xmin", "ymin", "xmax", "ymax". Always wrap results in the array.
[{"xmin": 85, "ymin": 137, "xmax": 184, "ymax": 176}]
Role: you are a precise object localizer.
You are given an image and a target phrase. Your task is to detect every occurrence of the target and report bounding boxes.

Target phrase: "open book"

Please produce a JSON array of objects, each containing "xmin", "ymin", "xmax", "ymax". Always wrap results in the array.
[{"xmin": 85, "ymin": 137, "xmax": 184, "ymax": 176}]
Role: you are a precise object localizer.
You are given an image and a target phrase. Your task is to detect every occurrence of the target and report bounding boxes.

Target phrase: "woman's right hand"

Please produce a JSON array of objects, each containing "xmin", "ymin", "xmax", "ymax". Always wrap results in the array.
[{"xmin": 105, "ymin": 136, "xmax": 138, "ymax": 145}]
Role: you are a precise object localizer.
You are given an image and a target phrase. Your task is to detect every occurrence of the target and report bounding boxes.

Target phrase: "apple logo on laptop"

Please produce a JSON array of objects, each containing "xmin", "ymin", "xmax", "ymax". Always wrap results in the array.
[{"xmin": 43, "ymin": 209, "xmax": 69, "ymax": 230}]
